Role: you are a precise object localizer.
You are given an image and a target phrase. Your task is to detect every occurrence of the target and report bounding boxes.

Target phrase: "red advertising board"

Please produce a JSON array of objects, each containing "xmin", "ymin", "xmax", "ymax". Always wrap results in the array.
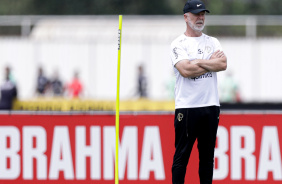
[{"xmin": 0, "ymin": 113, "xmax": 282, "ymax": 183}]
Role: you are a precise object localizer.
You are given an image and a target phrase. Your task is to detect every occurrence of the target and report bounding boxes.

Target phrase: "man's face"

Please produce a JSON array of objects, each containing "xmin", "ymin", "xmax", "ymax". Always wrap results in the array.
[{"xmin": 185, "ymin": 11, "xmax": 206, "ymax": 32}]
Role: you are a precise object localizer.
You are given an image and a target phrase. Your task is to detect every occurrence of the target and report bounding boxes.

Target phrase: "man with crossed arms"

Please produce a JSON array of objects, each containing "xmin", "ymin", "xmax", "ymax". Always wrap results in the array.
[{"xmin": 170, "ymin": 0, "xmax": 227, "ymax": 183}]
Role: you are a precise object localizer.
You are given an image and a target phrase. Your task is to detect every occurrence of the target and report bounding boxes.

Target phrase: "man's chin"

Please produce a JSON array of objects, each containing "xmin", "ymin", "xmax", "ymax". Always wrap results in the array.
[{"xmin": 193, "ymin": 26, "xmax": 204, "ymax": 32}]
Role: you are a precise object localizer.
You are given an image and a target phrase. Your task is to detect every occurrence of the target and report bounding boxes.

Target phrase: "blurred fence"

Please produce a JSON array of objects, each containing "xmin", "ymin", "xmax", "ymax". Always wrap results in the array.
[{"xmin": 1, "ymin": 15, "xmax": 282, "ymax": 38}]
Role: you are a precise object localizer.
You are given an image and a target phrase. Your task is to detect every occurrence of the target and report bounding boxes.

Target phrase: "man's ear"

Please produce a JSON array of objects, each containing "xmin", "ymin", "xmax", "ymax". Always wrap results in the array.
[{"xmin": 184, "ymin": 13, "xmax": 189, "ymax": 23}]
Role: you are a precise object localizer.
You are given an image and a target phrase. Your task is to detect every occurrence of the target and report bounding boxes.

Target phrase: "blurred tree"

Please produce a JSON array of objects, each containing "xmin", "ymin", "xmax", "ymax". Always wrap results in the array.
[
  {"xmin": 0, "ymin": 0, "xmax": 282, "ymax": 15},
  {"xmin": 205, "ymin": 0, "xmax": 225, "ymax": 15},
  {"xmin": 206, "ymin": 0, "xmax": 282, "ymax": 15},
  {"xmin": 25, "ymin": 0, "xmax": 173, "ymax": 15},
  {"xmin": 0, "ymin": 0, "xmax": 32, "ymax": 15},
  {"xmin": 168, "ymin": 0, "xmax": 187, "ymax": 14},
  {"xmin": 257, "ymin": 0, "xmax": 282, "ymax": 15}
]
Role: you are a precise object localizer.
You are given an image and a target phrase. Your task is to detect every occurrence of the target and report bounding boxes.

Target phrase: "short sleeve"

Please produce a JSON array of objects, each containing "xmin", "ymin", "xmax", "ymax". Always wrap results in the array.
[
  {"xmin": 213, "ymin": 37, "xmax": 223, "ymax": 51},
  {"xmin": 170, "ymin": 41, "xmax": 189, "ymax": 66}
]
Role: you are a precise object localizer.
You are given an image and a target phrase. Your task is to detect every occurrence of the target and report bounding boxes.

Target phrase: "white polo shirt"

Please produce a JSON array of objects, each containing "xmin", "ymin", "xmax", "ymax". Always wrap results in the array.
[{"xmin": 170, "ymin": 33, "xmax": 222, "ymax": 109}]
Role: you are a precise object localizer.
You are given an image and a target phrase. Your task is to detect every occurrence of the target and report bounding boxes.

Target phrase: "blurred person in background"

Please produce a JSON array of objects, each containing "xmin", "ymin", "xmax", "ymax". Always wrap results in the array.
[
  {"xmin": 137, "ymin": 65, "xmax": 147, "ymax": 98},
  {"xmin": 0, "ymin": 66, "xmax": 17, "ymax": 110},
  {"xmin": 170, "ymin": 0, "xmax": 227, "ymax": 183},
  {"xmin": 36, "ymin": 67, "xmax": 50, "ymax": 96},
  {"xmin": 51, "ymin": 70, "xmax": 64, "ymax": 96},
  {"xmin": 219, "ymin": 71, "xmax": 241, "ymax": 103},
  {"xmin": 66, "ymin": 71, "xmax": 83, "ymax": 98},
  {"xmin": 165, "ymin": 71, "xmax": 176, "ymax": 100}
]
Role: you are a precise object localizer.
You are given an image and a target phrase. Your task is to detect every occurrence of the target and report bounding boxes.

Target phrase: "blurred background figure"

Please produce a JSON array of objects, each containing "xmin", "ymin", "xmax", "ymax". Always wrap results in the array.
[
  {"xmin": 220, "ymin": 72, "xmax": 241, "ymax": 103},
  {"xmin": 137, "ymin": 65, "xmax": 147, "ymax": 98},
  {"xmin": 36, "ymin": 67, "xmax": 50, "ymax": 96},
  {"xmin": 165, "ymin": 71, "xmax": 175, "ymax": 100},
  {"xmin": 67, "ymin": 71, "xmax": 83, "ymax": 98},
  {"xmin": 51, "ymin": 70, "xmax": 64, "ymax": 96},
  {"xmin": 0, "ymin": 66, "xmax": 17, "ymax": 110}
]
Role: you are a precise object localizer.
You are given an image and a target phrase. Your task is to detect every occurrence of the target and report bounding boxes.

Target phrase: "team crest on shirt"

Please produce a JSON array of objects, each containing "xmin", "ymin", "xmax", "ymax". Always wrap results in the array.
[
  {"xmin": 177, "ymin": 113, "xmax": 184, "ymax": 121},
  {"xmin": 205, "ymin": 46, "xmax": 212, "ymax": 54}
]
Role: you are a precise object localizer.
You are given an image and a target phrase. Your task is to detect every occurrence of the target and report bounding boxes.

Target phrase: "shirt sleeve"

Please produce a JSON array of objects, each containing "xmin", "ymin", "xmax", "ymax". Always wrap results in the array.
[
  {"xmin": 170, "ymin": 41, "xmax": 189, "ymax": 66},
  {"xmin": 213, "ymin": 37, "xmax": 223, "ymax": 51}
]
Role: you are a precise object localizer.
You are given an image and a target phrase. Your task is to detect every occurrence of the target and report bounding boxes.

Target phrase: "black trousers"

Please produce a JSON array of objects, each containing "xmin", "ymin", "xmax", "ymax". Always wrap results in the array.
[{"xmin": 172, "ymin": 106, "xmax": 220, "ymax": 184}]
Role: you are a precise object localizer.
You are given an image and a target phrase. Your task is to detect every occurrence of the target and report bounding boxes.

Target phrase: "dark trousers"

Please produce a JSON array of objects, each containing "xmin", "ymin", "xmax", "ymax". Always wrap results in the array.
[{"xmin": 172, "ymin": 106, "xmax": 220, "ymax": 184}]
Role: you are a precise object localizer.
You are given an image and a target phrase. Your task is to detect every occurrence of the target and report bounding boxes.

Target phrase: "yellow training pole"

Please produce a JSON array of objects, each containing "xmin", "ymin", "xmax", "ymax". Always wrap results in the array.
[{"xmin": 115, "ymin": 15, "xmax": 122, "ymax": 184}]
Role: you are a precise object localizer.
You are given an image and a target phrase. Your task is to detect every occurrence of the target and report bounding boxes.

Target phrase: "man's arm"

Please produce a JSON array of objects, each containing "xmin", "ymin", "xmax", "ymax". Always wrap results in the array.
[
  {"xmin": 175, "ymin": 59, "xmax": 209, "ymax": 78},
  {"xmin": 175, "ymin": 50, "xmax": 227, "ymax": 78},
  {"xmin": 192, "ymin": 50, "xmax": 227, "ymax": 72}
]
